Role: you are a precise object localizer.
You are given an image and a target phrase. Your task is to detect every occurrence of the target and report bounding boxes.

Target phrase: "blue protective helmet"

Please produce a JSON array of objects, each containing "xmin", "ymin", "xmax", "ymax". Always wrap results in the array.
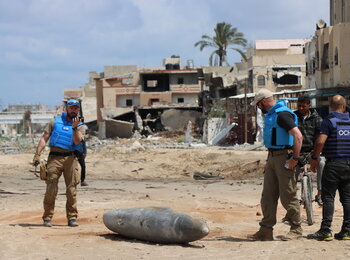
[{"xmin": 67, "ymin": 99, "xmax": 80, "ymax": 107}]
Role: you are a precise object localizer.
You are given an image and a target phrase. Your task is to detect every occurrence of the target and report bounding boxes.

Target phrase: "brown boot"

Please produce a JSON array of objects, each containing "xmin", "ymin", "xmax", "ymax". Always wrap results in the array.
[
  {"xmin": 280, "ymin": 226, "xmax": 303, "ymax": 241},
  {"xmin": 247, "ymin": 229, "xmax": 273, "ymax": 241}
]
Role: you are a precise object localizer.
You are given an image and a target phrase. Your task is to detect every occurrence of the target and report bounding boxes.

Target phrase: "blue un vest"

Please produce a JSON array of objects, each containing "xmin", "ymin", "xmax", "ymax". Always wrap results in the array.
[
  {"xmin": 322, "ymin": 112, "xmax": 350, "ymax": 159},
  {"xmin": 49, "ymin": 113, "xmax": 82, "ymax": 151},
  {"xmin": 263, "ymin": 102, "xmax": 298, "ymax": 149}
]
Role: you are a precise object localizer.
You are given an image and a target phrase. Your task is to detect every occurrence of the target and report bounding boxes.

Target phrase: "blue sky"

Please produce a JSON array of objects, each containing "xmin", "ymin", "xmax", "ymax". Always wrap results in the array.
[{"xmin": 0, "ymin": 0, "xmax": 329, "ymax": 108}]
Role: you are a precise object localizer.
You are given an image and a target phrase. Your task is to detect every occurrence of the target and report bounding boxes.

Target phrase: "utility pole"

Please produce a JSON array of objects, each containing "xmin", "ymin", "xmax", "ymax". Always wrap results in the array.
[{"xmin": 244, "ymin": 78, "xmax": 248, "ymax": 143}]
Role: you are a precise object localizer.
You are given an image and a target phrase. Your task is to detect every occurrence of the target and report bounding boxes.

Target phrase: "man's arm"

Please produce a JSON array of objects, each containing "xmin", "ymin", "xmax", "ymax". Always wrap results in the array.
[
  {"xmin": 33, "ymin": 131, "xmax": 50, "ymax": 166},
  {"xmin": 285, "ymin": 126, "xmax": 303, "ymax": 169},
  {"xmin": 73, "ymin": 129, "xmax": 83, "ymax": 145},
  {"xmin": 36, "ymin": 131, "xmax": 50, "ymax": 155},
  {"xmin": 310, "ymin": 134, "xmax": 328, "ymax": 172}
]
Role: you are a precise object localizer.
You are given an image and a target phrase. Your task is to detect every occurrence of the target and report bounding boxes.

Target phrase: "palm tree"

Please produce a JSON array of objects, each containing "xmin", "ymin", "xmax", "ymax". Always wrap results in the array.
[{"xmin": 195, "ymin": 22, "xmax": 247, "ymax": 66}]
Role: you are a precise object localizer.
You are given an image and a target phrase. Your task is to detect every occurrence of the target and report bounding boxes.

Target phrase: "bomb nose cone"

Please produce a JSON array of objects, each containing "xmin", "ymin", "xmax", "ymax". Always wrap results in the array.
[{"xmin": 201, "ymin": 225, "xmax": 209, "ymax": 235}]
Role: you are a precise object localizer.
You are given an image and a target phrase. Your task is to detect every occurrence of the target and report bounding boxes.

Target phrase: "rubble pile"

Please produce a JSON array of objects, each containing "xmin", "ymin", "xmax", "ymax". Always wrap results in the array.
[
  {"xmin": 0, "ymin": 133, "xmax": 266, "ymax": 155},
  {"xmin": 0, "ymin": 136, "xmax": 37, "ymax": 154}
]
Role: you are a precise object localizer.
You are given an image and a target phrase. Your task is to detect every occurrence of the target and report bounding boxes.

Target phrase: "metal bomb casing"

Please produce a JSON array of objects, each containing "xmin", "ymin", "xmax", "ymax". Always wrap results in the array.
[{"xmin": 103, "ymin": 207, "xmax": 209, "ymax": 244}]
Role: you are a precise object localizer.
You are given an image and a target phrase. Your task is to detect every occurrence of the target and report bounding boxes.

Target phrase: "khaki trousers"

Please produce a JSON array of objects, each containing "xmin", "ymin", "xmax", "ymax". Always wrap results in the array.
[
  {"xmin": 42, "ymin": 154, "xmax": 80, "ymax": 221},
  {"xmin": 260, "ymin": 153, "xmax": 301, "ymax": 230}
]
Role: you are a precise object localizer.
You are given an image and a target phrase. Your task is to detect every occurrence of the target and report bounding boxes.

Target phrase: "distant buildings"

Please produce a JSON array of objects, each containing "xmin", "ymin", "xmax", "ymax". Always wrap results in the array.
[
  {"xmin": 0, "ymin": 104, "xmax": 56, "ymax": 136},
  {"xmin": 59, "ymin": 0, "xmax": 350, "ymax": 143}
]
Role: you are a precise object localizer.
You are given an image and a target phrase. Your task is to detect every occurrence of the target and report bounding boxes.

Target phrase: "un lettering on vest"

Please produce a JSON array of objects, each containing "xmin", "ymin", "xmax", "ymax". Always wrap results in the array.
[{"xmin": 62, "ymin": 126, "xmax": 69, "ymax": 131}]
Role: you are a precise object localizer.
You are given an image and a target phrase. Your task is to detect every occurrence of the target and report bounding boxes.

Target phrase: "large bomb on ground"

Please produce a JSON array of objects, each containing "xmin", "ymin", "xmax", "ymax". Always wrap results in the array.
[{"xmin": 103, "ymin": 207, "xmax": 209, "ymax": 244}]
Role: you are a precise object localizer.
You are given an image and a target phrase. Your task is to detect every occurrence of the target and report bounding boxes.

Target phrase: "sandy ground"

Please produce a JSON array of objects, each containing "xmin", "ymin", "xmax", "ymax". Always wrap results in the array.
[{"xmin": 0, "ymin": 146, "xmax": 349, "ymax": 260}]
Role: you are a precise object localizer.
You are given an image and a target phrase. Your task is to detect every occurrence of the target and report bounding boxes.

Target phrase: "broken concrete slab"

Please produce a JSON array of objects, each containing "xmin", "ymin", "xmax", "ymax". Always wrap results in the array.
[
  {"xmin": 105, "ymin": 119, "xmax": 134, "ymax": 139},
  {"xmin": 210, "ymin": 123, "xmax": 236, "ymax": 145}
]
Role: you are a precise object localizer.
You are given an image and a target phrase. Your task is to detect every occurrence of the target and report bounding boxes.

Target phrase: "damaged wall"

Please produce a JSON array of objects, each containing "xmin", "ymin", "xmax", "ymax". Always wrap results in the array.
[
  {"xmin": 140, "ymin": 92, "xmax": 172, "ymax": 106},
  {"xmin": 160, "ymin": 109, "xmax": 202, "ymax": 131}
]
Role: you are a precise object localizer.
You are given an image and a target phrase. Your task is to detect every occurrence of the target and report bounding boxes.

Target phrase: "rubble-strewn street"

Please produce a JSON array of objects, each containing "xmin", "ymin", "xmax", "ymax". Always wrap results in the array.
[{"xmin": 0, "ymin": 138, "xmax": 348, "ymax": 259}]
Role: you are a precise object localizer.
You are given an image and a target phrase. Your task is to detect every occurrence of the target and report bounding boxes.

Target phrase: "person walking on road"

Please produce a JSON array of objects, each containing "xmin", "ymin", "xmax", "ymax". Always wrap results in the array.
[{"xmin": 33, "ymin": 99, "xmax": 85, "ymax": 227}]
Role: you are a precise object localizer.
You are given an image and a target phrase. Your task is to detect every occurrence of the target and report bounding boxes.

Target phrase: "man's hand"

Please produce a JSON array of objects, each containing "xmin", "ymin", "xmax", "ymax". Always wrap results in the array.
[
  {"xmin": 285, "ymin": 158, "xmax": 298, "ymax": 170},
  {"xmin": 310, "ymin": 159, "xmax": 319, "ymax": 172},
  {"xmin": 33, "ymin": 153, "xmax": 41, "ymax": 166},
  {"xmin": 72, "ymin": 116, "xmax": 82, "ymax": 129}
]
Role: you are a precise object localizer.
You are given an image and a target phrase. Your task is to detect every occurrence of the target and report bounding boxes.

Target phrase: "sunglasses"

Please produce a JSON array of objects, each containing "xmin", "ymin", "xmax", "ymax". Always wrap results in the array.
[{"xmin": 67, "ymin": 100, "xmax": 80, "ymax": 106}]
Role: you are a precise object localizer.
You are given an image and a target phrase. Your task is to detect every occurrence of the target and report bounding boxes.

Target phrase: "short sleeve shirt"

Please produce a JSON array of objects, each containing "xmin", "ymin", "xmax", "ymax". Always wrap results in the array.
[
  {"xmin": 319, "ymin": 118, "xmax": 332, "ymax": 136},
  {"xmin": 276, "ymin": 111, "xmax": 297, "ymax": 132}
]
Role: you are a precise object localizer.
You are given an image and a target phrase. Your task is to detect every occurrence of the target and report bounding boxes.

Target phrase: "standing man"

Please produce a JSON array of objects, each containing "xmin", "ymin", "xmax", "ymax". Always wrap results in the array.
[
  {"xmin": 248, "ymin": 89, "xmax": 303, "ymax": 241},
  {"xmin": 308, "ymin": 95, "xmax": 350, "ymax": 241},
  {"xmin": 295, "ymin": 96, "xmax": 324, "ymax": 203},
  {"xmin": 282, "ymin": 95, "xmax": 324, "ymax": 225},
  {"xmin": 33, "ymin": 99, "xmax": 85, "ymax": 227},
  {"xmin": 75, "ymin": 124, "xmax": 88, "ymax": 186}
]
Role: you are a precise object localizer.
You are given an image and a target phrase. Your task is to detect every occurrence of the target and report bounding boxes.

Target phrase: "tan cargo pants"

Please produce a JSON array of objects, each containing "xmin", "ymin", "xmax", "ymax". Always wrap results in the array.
[
  {"xmin": 259, "ymin": 153, "xmax": 301, "ymax": 231},
  {"xmin": 42, "ymin": 154, "xmax": 80, "ymax": 221}
]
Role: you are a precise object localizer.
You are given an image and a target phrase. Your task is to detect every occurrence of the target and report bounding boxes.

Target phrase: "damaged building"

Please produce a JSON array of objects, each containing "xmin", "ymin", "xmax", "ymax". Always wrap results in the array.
[
  {"xmin": 92, "ymin": 57, "xmax": 203, "ymax": 138},
  {"xmin": 248, "ymin": 39, "xmax": 309, "ymax": 93},
  {"xmin": 305, "ymin": 0, "xmax": 350, "ymax": 109}
]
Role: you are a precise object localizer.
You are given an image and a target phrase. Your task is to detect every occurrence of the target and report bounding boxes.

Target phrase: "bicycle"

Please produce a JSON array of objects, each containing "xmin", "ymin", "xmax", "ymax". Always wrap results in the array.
[{"xmin": 298, "ymin": 154, "xmax": 314, "ymax": 226}]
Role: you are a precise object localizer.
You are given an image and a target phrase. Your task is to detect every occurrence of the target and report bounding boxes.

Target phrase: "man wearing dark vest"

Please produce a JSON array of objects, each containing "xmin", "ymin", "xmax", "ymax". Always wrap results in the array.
[
  {"xmin": 307, "ymin": 95, "xmax": 350, "ymax": 241},
  {"xmin": 248, "ymin": 89, "xmax": 303, "ymax": 241},
  {"xmin": 33, "ymin": 99, "xmax": 85, "ymax": 227}
]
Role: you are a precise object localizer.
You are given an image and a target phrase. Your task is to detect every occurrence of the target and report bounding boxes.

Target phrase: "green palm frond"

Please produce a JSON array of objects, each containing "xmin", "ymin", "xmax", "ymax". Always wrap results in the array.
[{"xmin": 195, "ymin": 22, "xmax": 247, "ymax": 66}]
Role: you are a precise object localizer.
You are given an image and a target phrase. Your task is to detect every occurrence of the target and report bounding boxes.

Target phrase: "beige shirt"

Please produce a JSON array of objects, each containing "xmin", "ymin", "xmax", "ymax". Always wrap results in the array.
[{"xmin": 45, "ymin": 118, "xmax": 86, "ymax": 152}]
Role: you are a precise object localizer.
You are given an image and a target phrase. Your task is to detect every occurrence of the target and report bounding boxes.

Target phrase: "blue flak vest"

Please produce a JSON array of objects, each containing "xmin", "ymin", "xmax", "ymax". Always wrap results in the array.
[
  {"xmin": 49, "ymin": 113, "xmax": 82, "ymax": 151},
  {"xmin": 263, "ymin": 102, "xmax": 298, "ymax": 149},
  {"xmin": 322, "ymin": 112, "xmax": 350, "ymax": 159}
]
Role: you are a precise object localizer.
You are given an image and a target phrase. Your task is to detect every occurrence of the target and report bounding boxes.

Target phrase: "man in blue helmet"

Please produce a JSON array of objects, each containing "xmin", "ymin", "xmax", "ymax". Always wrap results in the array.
[
  {"xmin": 33, "ymin": 99, "xmax": 85, "ymax": 227},
  {"xmin": 247, "ymin": 89, "xmax": 303, "ymax": 241}
]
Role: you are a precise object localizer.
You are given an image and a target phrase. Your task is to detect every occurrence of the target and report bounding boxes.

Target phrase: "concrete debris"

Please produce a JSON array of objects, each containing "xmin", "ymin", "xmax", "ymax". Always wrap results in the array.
[
  {"xmin": 128, "ymin": 140, "xmax": 146, "ymax": 152},
  {"xmin": 0, "ymin": 130, "xmax": 266, "ymax": 155},
  {"xmin": 210, "ymin": 123, "xmax": 236, "ymax": 145},
  {"xmin": 105, "ymin": 119, "xmax": 134, "ymax": 138},
  {"xmin": 193, "ymin": 171, "xmax": 225, "ymax": 180}
]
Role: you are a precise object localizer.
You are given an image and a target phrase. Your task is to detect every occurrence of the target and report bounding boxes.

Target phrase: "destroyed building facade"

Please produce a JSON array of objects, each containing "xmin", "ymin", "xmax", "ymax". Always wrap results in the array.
[
  {"xmin": 90, "ymin": 57, "xmax": 203, "ymax": 138},
  {"xmin": 247, "ymin": 39, "xmax": 308, "ymax": 93},
  {"xmin": 305, "ymin": 0, "xmax": 350, "ymax": 109}
]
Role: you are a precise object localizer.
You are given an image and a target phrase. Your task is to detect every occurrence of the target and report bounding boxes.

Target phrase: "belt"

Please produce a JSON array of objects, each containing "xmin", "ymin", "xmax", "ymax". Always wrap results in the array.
[
  {"xmin": 49, "ymin": 151, "xmax": 74, "ymax": 157},
  {"xmin": 268, "ymin": 149, "xmax": 290, "ymax": 156}
]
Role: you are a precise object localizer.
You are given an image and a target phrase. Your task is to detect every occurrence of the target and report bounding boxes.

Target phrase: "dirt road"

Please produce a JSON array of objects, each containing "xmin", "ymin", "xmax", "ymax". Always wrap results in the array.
[{"xmin": 0, "ymin": 148, "xmax": 348, "ymax": 259}]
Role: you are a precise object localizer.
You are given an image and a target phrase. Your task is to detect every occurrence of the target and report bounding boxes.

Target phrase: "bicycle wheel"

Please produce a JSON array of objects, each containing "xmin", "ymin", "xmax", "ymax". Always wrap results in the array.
[{"xmin": 302, "ymin": 175, "xmax": 314, "ymax": 225}]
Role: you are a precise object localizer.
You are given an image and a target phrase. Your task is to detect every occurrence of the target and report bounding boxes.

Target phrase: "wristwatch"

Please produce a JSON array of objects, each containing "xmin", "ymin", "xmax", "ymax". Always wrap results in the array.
[
  {"xmin": 292, "ymin": 156, "xmax": 302, "ymax": 161},
  {"xmin": 73, "ymin": 127, "xmax": 78, "ymax": 131}
]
